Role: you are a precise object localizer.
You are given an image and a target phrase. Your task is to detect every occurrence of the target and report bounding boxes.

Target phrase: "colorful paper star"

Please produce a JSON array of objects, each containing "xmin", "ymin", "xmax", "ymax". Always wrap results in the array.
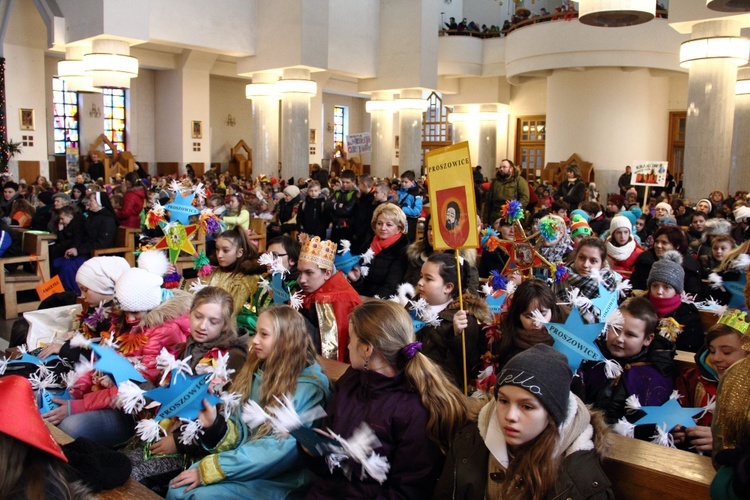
[
  {"xmin": 494, "ymin": 226, "xmax": 551, "ymax": 278},
  {"xmin": 271, "ymin": 273, "xmax": 290, "ymax": 304},
  {"xmin": 8, "ymin": 353, "xmax": 59, "ymax": 367},
  {"xmin": 486, "ymin": 291, "xmax": 509, "ymax": 315},
  {"xmin": 144, "ymin": 370, "xmax": 222, "ymax": 421},
  {"xmin": 155, "ymin": 222, "xmax": 198, "ymax": 262},
  {"xmin": 334, "ymin": 251, "xmax": 361, "ymax": 275},
  {"xmin": 590, "ymin": 282, "xmax": 619, "ymax": 321},
  {"xmin": 89, "ymin": 343, "xmax": 147, "ymax": 386},
  {"xmin": 633, "ymin": 397, "xmax": 703, "ymax": 431},
  {"xmin": 723, "ymin": 273, "xmax": 748, "ymax": 310},
  {"xmin": 545, "ymin": 307, "xmax": 606, "ymax": 371},
  {"xmin": 164, "ymin": 190, "xmax": 200, "ymax": 225}
]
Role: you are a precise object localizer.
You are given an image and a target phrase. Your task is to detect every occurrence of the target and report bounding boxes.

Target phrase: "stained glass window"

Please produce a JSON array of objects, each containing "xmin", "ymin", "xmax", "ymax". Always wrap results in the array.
[
  {"xmin": 52, "ymin": 78, "xmax": 79, "ymax": 154},
  {"xmin": 103, "ymin": 88, "xmax": 126, "ymax": 153},
  {"xmin": 333, "ymin": 105, "xmax": 345, "ymax": 153}
]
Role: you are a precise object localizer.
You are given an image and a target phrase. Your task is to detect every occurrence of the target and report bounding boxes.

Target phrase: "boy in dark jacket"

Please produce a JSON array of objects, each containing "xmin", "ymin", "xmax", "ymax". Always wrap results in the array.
[
  {"xmin": 577, "ymin": 297, "xmax": 676, "ymax": 431},
  {"xmin": 298, "ymin": 180, "xmax": 328, "ymax": 239},
  {"xmin": 397, "ymin": 170, "xmax": 423, "ymax": 243},
  {"xmin": 351, "ymin": 175, "xmax": 377, "ymax": 254},
  {"xmin": 326, "ymin": 169, "xmax": 358, "ymax": 244}
]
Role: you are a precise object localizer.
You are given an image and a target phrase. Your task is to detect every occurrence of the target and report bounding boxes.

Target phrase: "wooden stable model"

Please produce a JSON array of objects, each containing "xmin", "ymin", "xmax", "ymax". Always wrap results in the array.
[
  {"xmin": 541, "ymin": 153, "xmax": 594, "ymax": 186},
  {"xmin": 228, "ymin": 140, "xmax": 252, "ymax": 178},
  {"xmin": 86, "ymin": 134, "xmax": 135, "ymax": 181}
]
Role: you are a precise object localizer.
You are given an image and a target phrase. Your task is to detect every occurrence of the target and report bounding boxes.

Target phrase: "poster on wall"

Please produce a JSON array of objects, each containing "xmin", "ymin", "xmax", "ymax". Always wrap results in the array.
[
  {"xmin": 425, "ymin": 141, "xmax": 479, "ymax": 251},
  {"xmin": 345, "ymin": 133, "xmax": 371, "ymax": 154},
  {"xmin": 630, "ymin": 161, "xmax": 668, "ymax": 187},
  {"xmin": 66, "ymin": 147, "xmax": 79, "ymax": 184}
]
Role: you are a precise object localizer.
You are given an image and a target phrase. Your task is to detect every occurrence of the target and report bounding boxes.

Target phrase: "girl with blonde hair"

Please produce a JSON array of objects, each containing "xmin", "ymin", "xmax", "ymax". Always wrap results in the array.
[
  {"xmin": 307, "ymin": 299, "xmax": 472, "ymax": 498},
  {"xmin": 167, "ymin": 305, "xmax": 330, "ymax": 499}
]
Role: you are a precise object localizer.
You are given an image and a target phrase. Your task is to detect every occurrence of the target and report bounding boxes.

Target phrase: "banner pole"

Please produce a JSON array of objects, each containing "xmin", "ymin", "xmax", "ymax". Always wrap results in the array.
[{"xmin": 455, "ymin": 248, "xmax": 468, "ymax": 396}]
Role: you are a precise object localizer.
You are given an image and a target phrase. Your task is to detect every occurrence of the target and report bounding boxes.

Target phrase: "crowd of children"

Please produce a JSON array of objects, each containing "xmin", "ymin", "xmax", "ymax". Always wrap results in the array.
[{"xmin": 2, "ymin": 160, "xmax": 750, "ymax": 499}]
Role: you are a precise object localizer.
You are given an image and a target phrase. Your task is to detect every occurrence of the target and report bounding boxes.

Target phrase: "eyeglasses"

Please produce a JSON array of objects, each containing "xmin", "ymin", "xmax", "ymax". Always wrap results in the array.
[{"xmin": 272, "ymin": 252, "xmax": 288, "ymax": 258}]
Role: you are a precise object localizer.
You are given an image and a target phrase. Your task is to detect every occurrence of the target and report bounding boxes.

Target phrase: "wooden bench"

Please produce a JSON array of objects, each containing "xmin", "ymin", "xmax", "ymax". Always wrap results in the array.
[
  {"xmin": 47, "ymin": 423, "xmax": 161, "ymax": 499},
  {"xmin": 93, "ymin": 226, "xmax": 139, "ymax": 267},
  {"xmin": 248, "ymin": 218, "xmax": 267, "ymax": 253},
  {"xmin": 0, "ymin": 232, "xmax": 56, "ymax": 319},
  {"xmin": 319, "ymin": 357, "xmax": 349, "ymax": 383},
  {"xmin": 603, "ymin": 433, "xmax": 714, "ymax": 499}
]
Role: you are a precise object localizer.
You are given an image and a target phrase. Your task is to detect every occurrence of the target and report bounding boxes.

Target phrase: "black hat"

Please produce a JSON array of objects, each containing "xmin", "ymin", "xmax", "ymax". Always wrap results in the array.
[{"xmin": 495, "ymin": 345, "xmax": 572, "ymax": 426}]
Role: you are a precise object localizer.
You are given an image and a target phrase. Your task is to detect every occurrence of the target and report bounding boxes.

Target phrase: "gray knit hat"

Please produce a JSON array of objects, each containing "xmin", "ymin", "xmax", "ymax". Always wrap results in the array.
[
  {"xmin": 648, "ymin": 250, "xmax": 684, "ymax": 294},
  {"xmin": 495, "ymin": 345, "xmax": 572, "ymax": 426}
]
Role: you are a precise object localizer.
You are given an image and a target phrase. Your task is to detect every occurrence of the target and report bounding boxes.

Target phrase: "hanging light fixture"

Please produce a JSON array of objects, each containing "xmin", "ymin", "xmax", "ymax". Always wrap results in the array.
[
  {"xmin": 57, "ymin": 44, "xmax": 100, "ymax": 93},
  {"xmin": 707, "ymin": 0, "xmax": 750, "ymax": 12},
  {"xmin": 245, "ymin": 83, "xmax": 277, "ymax": 98},
  {"xmin": 578, "ymin": 0, "xmax": 655, "ymax": 27},
  {"xmin": 82, "ymin": 39, "xmax": 138, "ymax": 89},
  {"xmin": 679, "ymin": 37, "xmax": 750, "ymax": 68},
  {"xmin": 275, "ymin": 79, "xmax": 317, "ymax": 95}
]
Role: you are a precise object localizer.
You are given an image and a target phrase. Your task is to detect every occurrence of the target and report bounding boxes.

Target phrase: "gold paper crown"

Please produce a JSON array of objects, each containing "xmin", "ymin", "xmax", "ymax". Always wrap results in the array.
[
  {"xmin": 299, "ymin": 236, "xmax": 336, "ymax": 270},
  {"xmin": 717, "ymin": 309, "xmax": 750, "ymax": 336}
]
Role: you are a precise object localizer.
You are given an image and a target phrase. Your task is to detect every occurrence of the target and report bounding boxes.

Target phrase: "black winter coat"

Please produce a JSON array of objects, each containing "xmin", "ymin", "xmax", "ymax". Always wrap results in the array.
[
  {"xmin": 298, "ymin": 196, "xmax": 328, "ymax": 239},
  {"xmin": 78, "ymin": 209, "xmax": 118, "ymax": 257},
  {"xmin": 50, "ymin": 212, "xmax": 86, "ymax": 261},
  {"xmin": 352, "ymin": 191, "xmax": 377, "ymax": 254},
  {"xmin": 555, "ymin": 179, "xmax": 586, "ymax": 210},
  {"xmin": 630, "ymin": 248, "xmax": 704, "ymax": 299},
  {"xmin": 662, "ymin": 301, "xmax": 705, "ymax": 353},
  {"xmin": 354, "ymin": 233, "xmax": 408, "ymax": 298}
]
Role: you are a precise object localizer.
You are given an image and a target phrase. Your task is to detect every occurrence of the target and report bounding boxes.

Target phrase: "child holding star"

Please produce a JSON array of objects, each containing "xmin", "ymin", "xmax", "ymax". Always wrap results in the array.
[
  {"xmin": 167, "ymin": 305, "xmax": 330, "ymax": 499},
  {"xmin": 576, "ymin": 297, "xmax": 676, "ymax": 432}
]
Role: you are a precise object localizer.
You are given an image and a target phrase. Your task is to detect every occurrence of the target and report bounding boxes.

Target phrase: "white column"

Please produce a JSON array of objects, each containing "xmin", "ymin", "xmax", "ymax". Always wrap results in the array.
[
  {"xmin": 367, "ymin": 92, "xmax": 395, "ymax": 179},
  {"xmin": 730, "ymin": 68, "xmax": 750, "ymax": 194},
  {"xmin": 246, "ymin": 72, "xmax": 279, "ymax": 178},
  {"xmin": 279, "ymin": 68, "xmax": 316, "ymax": 183},
  {"xmin": 478, "ymin": 109, "xmax": 498, "ymax": 170},
  {"xmin": 397, "ymin": 89, "xmax": 426, "ymax": 176},
  {"xmin": 682, "ymin": 20, "xmax": 745, "ymax": 200}
]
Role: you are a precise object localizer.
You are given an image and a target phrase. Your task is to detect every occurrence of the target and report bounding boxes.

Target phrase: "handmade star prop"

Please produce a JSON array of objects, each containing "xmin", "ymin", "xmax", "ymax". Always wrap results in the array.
[
  {"xmin": 410, "ymin": 309, "xmax": 428, "ymax": 332},
  {"xmin": 334, "ymin": 251, "xmax": 361, "ymax": 275},
  {"xmin": 723, "ymin": 273, "xmax": 748, "ymax": 310},
  {"xmin": 155, "ymin": 222, "xmax": 198, "ymax": 262},
  {"xmin": 164, "ymin": 190, "xmax": 200, "ymax": 225},
  {"xmin": 590, "ymin": 283, "xmax": 619, "ymax": 322},
  {"xmin": 144, "ymin": 370, "xmax": 222, "ymax": 421},
  {"xmin": 486, "ymin": 291, "xmax": 509, "ymax": 315},
  {"xmin": 89, "ymin": 343, "xmax": 146, "ymax": 386},
  {"xmin": 271, "ymin": 273, "xmax": 290, "ymax": 304},
  {"xmin": 545, "ymin": 308, "xmax": 606, "ymax": 371},
  {"xmin": 8, "ymin": 353, "xmax": 60, "ymax": 367},
  {"xmin": 633, "ymin": 397, "xmax": 703, "ymax": 431}
]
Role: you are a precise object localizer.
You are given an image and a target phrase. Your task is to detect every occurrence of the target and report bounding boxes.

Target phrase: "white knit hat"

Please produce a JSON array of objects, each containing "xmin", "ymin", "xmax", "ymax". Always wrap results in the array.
[
  {"xmin": 655, "ymin": 202, "xmax": 673, "ymax": 215},
  {"xmin": 609, "ymin": 215, "xmax": 632, "ymax": 234},
  {"xmin": 76, "ymin": 256, "xmax": 130, "ymax": 296},
  {"xmin": 115, "ymin": 251, "xmax": 170, "ymax": 312}
]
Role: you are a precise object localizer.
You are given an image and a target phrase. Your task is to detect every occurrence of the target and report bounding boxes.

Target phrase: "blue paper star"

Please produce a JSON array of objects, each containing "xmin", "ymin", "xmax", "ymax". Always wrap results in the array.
[
  {"xmin": 38, "ymin": 388, "xmax": 60, "ymax": 414},
  {"xmin": 89, "ymin": 343, "xmax": 146, "ymax": 386},
  {"xmin": 164, "ymin": 190, "xmax": 200, "ymax": 225},
  {"xmin": 590, "ymin": 282, "xmax": 619, "ymax": 322},
  {"xmin": 271, "ymin": 273, "xmax": 290, "ymax": 304},
  {"xmin": 145, "ymin": 370, "xmax": 221, "ymax": 421},
  {"xmin": 723, "ymin": 273, "xmax": 748, "ymax": 310},
  {"xmin": 486, "ymin": 292, "xmax": 508, "ymax": 315},
  {"xmin": 633, "ymin": 397, "xmax": 703, "ymax": 430},
  {"xmin": 410, "ymin": 309, "xmax": 427, "ymax": 332},
  {"xmin": 8, "ymin": 353, "xmax": 60, "ymax": 366},
  {"xmin": 545, "ymin": 308, "xmax": 606, "ymax": 371},
  {"xmin": 334, "ymin": 252, "xmax": 361, "ymax": 274}
]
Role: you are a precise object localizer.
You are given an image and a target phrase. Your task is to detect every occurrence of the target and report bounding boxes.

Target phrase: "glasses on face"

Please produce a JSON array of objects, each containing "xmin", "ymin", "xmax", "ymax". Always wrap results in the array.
[{"xmin": 272, "ymin": 252, "xmax": 288, "ymax": 258}]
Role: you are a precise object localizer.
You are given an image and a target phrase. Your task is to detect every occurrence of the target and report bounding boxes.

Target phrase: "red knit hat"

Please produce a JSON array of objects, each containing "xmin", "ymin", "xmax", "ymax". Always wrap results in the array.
[{"xmin": 0, "ymin": 375, "xmax": 67, "ymax": 462}]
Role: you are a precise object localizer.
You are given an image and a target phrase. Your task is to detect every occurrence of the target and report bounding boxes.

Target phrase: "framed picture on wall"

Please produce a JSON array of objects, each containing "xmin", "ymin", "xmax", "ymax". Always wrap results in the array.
[
  {"xmin": 192, "ymin": 120, "xmax": 202, "ymax": 139},
  {"xmin": 309, "ymin": 129, "xmax": 317, "ymax": 145},
  {"xmin": 19, "ymin": 108, "xmax": 34, "ymax": 131}
]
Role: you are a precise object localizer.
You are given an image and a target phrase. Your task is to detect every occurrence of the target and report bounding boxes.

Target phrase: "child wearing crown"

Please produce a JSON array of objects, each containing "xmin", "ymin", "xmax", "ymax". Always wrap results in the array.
[
  {"xmin": 673, "ymin": 309, "xmax": 750, "ymax": 453},
  {"xmin": 297, "ymin": 235, "xmax": 362, "ymax": 362}
]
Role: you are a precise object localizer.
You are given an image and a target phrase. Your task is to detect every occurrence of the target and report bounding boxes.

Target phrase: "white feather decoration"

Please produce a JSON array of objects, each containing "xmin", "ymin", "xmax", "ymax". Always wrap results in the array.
[
  {"xmin": 169, "ymin": 179, "xmax": 183, "ymax": 193},
  {"xmin": 650, "ymin": 423, "xmax": 675, "ymax": 448},
  {"xmin": 151, "ymin": 200, "xmax": 165, "ymax": 217},
  {"xmin": 605, "ymin": 309, "xmax": 624, "ymax": 334},
  {"xmin": 289, "ymin": 291, "xmax": 304, "ymax": 311},
  {"xmin": 360, "ymin": 266, "xmax": 370, "ymax": 277},
  {"xmin": 329, "ymin": 423, "xmax": 390, "ymax": 484},
  {"xmin": 189, "ymin": 279, "xmax": 208, "ymax": 293},
  {"xmin": 624, "ymin": 394, "xmax": 642, "ymax": 413},
  {"xmin": 669, "ymin": 389, "xmax": 682, "ymax": 401},
  {"xmin": 193, "ymin": 182, "xmax": 206, "ymax": 201},
  {"xmin": 258, "ymin": 276, "xmax": 272, "ymax": 294},
  {"xmin": 612, "ymin": 417, "xmax": 635, "ymax": 438},
  {"xmin": 697, "ymin": 394, "xmax": 716, "ymax": 420},
  {"xmin": 100, "ymin": 336, "xmax": 119, "ymax": 349},
  {"xmin": 601, "ymin": 359, "xmax": 623, "ymax": 379},
  {"xmin": 506, "ymin": 281, "xmax": 517, "ymax": 295},
  {"xmin": 69, "ymin": 334, "xmax": 91, "ymax": 348},
  {"xmin": 241, "ymin": 400, "xmax": 270, "ymax": 429},
  {"xmin": 266, "ymin": 394, "xmax": 327, "ymax": 439},
  {"xmin": 74, "ymin": 353, "xmax": 95, "ymax": 376},
  {"xmin": 697, "ymin": 299, "xmax": 727, "ymax": 317},
  {"xmin": 17, "ymin": 343, "xmax": 28, "ymax": 354},
  {"xmin": 730, "ymin": 253, "xmax": 750, "ymax": 272},
  {"xmin": 219, "ymin": 391, "xmax": 242, "ymax": 419},
  {"xmin": 136, "ymin": 418, "xmax": 165, "ymax": 443},
  {"xmin": 529, "ymin": 309, "xmax": 549, "ymax": 328},
  {"xmin": 117, "ymin": 381, "xmax": 147, "ymax": 414},
  {"xmin": 481, "ymin": 283, "xmax": 493, "ymax": 297},
  {"xmin": 567, "ymin": 288, "xmax": 593, "ymax": 311},
  {"xmin": 616, "ymin": 279, "xmax": 632, "ymax": 298},
  {"xmin": 0, "ymin": 357, "xmax": 9, "ymax": 376},
  {"xmin": 338, "ymin": 240, "xmax": 352, "ymax": 254},
  {"xmin": 155, "ymin": 348, "xmax": 177, "ymax": 383},
  {"xmin": 29, "ymin": 369, "xmax": 56, "ymax": 391},
  {"xmin": 708, "ymin": 272, "xmax": 725, "ymax": 290},
  {"xmin": 362, "ymin": 248, "xmax": 375, "ymax": 265},
  {"xmin": 178, "ymin": 419, "xmax": 204, "ymax": 445},
  {"xmin": 258, "ymin": 252, "xmax": 276, "ymax": 267}
]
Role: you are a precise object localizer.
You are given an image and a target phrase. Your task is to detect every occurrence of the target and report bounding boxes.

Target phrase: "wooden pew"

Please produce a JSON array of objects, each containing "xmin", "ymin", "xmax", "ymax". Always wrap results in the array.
[
  {"xmin": 93, "ymin": 226, "xmax": 139, "ymax": 267},
  {"xmin": 47, "ymin": 423, "xmax": 161, "ymax": 499},
  {"xmin": 602, "ymin": 433, "xmax": 714, "ymax": 499},
  {"xmin": 318, "ymin": 357, "xmax": 349, "ymax": 383},
  {"xmin": 0, "ymin": 232, "xmax": 56, "ymax": 319}
]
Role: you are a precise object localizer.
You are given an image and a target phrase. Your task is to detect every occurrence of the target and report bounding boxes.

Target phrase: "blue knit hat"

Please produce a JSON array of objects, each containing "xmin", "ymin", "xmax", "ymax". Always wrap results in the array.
[
  {"xmin": 620, "ymin": 210, "xmax": 637, "ymax": 228},
  {"xmin": 570, "ymin": 209, "xmax": 591, "ymax": 223}
]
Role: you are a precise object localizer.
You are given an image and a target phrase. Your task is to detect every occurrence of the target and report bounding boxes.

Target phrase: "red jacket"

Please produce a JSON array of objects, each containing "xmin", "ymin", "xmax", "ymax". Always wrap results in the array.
[{"xmin": 116, "ymin": 185, "xmax": 146, "ymax": 228}]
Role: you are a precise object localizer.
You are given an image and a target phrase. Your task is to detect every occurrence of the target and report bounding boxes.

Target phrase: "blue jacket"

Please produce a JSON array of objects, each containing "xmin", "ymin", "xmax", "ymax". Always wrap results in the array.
[{"xmin": 398, "ymin": 186, "xmax": 422, "ymax": 218}]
